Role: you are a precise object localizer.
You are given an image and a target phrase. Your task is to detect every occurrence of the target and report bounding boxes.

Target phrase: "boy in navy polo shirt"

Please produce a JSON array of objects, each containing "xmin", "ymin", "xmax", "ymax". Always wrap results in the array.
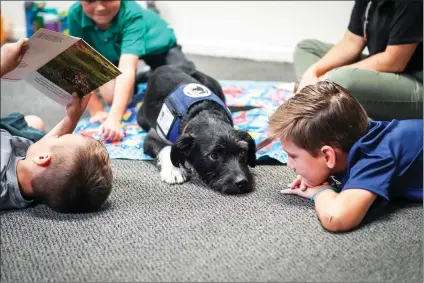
[
  {"xmin": 68, "ymin": 1, "xmax": 195, "ymax": 141},
  {"xmin": 266, "ymin": 81, "xmax": 423, "ymax": 232}
]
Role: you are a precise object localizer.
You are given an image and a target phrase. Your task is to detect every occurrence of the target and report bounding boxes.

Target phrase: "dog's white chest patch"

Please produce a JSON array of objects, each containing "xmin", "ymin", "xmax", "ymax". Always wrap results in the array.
[
  {"xmin": 157, "ymin": 103, "xmax": 175, "ymax": 136},
  {"xmin": 183, "ymin": 83, "xmax": 211, "ymax": 98}
]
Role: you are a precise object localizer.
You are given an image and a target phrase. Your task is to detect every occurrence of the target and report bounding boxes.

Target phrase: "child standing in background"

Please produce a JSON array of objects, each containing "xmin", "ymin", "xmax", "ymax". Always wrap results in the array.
[{"xmin": 68, "ymin": 0, "xmax": 195, "ymax": 141}]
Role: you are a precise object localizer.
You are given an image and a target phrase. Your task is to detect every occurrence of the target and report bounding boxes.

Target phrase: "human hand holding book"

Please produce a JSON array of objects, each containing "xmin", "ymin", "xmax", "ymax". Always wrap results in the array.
[{"xmin": 1, "ymin": 28, "xmax": 121, "ymax": 106}]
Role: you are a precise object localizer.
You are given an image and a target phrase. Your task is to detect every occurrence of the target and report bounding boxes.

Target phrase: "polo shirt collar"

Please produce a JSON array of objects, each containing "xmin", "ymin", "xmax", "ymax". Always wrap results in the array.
[{"xmin": 81, "ymin": 11, "xmax": 94, "ymax": 28}]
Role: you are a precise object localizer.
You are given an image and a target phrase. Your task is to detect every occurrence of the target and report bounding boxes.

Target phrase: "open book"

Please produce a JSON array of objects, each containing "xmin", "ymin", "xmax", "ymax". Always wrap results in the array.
[{"xmin": 2, "ymin": 28, "xmax": 121, "ymax": 106}]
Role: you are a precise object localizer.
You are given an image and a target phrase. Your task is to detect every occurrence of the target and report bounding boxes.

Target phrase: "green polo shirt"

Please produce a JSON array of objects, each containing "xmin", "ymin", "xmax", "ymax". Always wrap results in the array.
[{"xmin": 68, "ymin": 1, "xmax": 177, "ymax": 66}]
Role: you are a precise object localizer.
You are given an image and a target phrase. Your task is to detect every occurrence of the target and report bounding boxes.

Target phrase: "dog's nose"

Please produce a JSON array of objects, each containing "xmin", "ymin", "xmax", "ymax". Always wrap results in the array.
[{"xmin": 235, "ymin": 177, "xmax": 248, "ymax": 189}]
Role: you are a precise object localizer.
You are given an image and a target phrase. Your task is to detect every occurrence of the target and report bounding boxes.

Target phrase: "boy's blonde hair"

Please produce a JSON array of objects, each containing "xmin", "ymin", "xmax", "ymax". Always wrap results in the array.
[
  {"xmin": 31, "ymin": 136, "xmax": 113, "ymax": 213},
  {"xmin": 269, "ymin": 81, "xmax": 369, "ymax": 155}
]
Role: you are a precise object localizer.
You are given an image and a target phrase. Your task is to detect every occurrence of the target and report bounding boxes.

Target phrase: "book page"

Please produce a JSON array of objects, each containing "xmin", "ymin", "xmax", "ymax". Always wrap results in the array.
[
  {"xmin": 25, "ymin": 71, "xmax": 75, "ymax": 106},
  {"xmin": 25, "ymin": 36, "xmax": 122, "ymax": 106},
  {"xmin": 2, "ymin": 28, "xmax": 80, "ymax": 81}
]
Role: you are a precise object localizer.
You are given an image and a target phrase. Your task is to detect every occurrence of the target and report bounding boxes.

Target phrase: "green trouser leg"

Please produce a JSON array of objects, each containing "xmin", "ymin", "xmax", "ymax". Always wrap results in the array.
[
  {"xmin": 293, "ymin": 39, "xmax": 335, "ymax": 81},
  {"xmin": 293, "ymin": 39, "xmax": 423, "ymax": 120}
]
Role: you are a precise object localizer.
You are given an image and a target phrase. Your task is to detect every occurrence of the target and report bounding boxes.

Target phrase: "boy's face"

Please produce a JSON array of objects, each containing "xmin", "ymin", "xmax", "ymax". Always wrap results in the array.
[
  {"xmin": 80, "ymin": 0, "xmax": 121, "ymax": 26},
  {"xmin": 282, "ymin": 139, "xmax": 331, "ymax": 187}
]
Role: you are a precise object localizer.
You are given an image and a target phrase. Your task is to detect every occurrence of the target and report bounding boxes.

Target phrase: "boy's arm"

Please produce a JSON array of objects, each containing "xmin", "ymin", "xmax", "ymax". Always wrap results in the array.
[
  {"xmin": 45, "ymin": 93, "xmax": 91, "ymax": 138},
  {"xmin": 281, "ymin": 185, "xmax": 377, "ymax": 232},
  {"xmin": 108, "ymin": 54, "xmax": 138, "ymax": 122},
  {"xmin": 99, "ymin": 54, "xmax": 138, "ymax": 141},
  {"xmin": 313, "ymin": 188, "xmax": 377, "ymax": 232}
]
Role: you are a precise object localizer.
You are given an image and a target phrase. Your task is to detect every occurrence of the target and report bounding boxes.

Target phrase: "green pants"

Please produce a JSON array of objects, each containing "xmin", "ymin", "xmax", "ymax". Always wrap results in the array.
[{"xmin": 293, "ymin": 39, "xmax": 423, "ymax": 120}]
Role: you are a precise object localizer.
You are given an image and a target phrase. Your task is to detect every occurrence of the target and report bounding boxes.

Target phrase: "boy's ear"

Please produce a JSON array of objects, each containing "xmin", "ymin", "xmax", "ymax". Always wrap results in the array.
[
  {"xmin": 32, "ymin": 153, "xmax": 52, "ymax": 167},
  {"xmin": 321, "ymin": 145, "xmax": 336, "ymax": 169},
  {"xmin": 170, "ymin": 134, "xmax": 195, "ymax": 167}
]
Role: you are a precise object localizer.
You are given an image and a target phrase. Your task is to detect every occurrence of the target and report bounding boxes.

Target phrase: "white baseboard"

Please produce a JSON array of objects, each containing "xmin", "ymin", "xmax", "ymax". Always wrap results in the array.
[{"xmin": 179, "ymin": 39, "xmax": 294, "ymax": 63}]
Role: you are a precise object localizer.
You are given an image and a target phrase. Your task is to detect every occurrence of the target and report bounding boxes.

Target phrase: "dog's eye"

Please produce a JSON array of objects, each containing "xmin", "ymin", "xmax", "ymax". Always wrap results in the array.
[
  {"xmin": 209, "ymin": 152, "xmax": 219, "ymax": 161},
  {"xmin": 239, "ymin": 150, "xmax": 246, "ymax": 160}
]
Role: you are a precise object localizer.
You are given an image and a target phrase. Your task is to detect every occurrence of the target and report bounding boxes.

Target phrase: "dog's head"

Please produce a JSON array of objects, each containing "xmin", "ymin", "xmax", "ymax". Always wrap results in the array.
[{"xmin": 170, "ymin": 121, "xmax": 256, "ymax": 194}]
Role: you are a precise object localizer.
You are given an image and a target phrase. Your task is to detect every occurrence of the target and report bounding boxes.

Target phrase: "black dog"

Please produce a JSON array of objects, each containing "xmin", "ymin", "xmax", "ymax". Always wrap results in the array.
[{"xmin": 137, "ymin": 65, "xmax": 256, "ymax": 194}]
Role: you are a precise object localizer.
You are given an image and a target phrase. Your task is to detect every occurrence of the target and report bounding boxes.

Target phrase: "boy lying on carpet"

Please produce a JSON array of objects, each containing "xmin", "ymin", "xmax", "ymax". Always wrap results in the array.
[
  {"xmin": 1, "ymin": 40, "xmax": 113, "ymax": 213},
  {"xmin": 68, "ymin": 0, "xmax": 195, "ymax": 141},
  {"xmin": 266, "ymin": 81, "xmax": 423, "ymax": 232}
]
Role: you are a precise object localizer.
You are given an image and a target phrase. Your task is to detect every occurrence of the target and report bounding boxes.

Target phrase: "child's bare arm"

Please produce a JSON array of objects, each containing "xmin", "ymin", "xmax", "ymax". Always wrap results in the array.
[
  {"xmin": 281, "ymin": 185, "xmax": 377, "ymax": 232},
  {"xmin": 99, "ymin": 54, "xmax": 138, "ymax": 141},
  {"xmin": 45, "ymin": 93, "xmax": 92, "ymax": 138},
  {"xmin": 313, "ymin": 188, "xmax": 377, "ymax": 232}
]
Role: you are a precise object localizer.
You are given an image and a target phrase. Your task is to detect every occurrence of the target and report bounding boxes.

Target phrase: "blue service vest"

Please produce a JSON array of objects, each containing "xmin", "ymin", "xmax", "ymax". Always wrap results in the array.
[{"xmin": 156, "ymin": 83, "xmax": 233, "ymax": 143}]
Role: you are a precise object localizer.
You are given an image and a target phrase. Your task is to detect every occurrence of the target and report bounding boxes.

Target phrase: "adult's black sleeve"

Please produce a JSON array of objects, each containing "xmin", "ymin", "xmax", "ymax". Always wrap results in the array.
[
  {"xmin": 388, "ymin": 0, "xmax": 423, "ymax": 45},
  {"xmin": 348, "ymin": 0, "xmax": 368, "ymax": 37}
]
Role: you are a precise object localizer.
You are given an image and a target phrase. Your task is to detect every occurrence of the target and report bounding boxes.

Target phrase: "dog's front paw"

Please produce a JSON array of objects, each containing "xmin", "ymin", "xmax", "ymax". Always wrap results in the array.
[
  {"xmin": 157, "ymin": 146, "xmax": 189, "ymax": 184},
  {"xmin": 160, "ymin": 166, "xmax": 188, "ymax": 184}
]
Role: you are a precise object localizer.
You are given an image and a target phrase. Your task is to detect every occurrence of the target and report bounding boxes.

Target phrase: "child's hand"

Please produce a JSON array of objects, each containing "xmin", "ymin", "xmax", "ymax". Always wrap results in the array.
[
  {"xmin": 288, "ymin": 174, "xmax": 309, "ymax": 191},
  {"xmin": 280, "ymin": 183, "xmax": 331, "ymax": 199},
  {"xmin": 65, "ymin": 93, "xmax": 92, "ymax": 123},
  {"xmin": 90, "ymin": 111, "xmax": 109, "ymax": 124},
  {"xmin": 0, "ymin": 38, "xmax": 29, "ymax": 77},
  {"xmin": 98, "ymin": 117, "xmax": 125, "ymax": 141}
]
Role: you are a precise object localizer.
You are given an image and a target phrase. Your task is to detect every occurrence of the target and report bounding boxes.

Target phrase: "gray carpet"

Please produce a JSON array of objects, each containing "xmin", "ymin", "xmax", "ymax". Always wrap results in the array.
[{"xmin": 1, "ymin": 55, "xmax": 422, "ymax": 282}]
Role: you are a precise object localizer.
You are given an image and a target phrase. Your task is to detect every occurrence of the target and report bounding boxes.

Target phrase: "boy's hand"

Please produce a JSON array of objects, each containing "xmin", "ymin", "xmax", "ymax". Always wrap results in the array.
[
  {"xmin": 90, "ymin": 111, "xmax": 125, "ymax": 141},
  {"xmin": 288, "ymin": 175, "xmax": 310, "ymax": 191},
  {"xmin": 282, "ymin": 175, "xmax": 331, "ymax": 198},
  {"xmin": 0, "ymin": 38, "xmax": 29, "ymax": 77},
  {"xmin": 280, "ymin": 183, "xmax": 331, "ymax": 199},
  {"xmin": 65, "ymin": 93, "xmax": 92, "ymax": 123},
  {"xmin": 98, "ymin": 117, "xmax": 125, "ymax": 141}
]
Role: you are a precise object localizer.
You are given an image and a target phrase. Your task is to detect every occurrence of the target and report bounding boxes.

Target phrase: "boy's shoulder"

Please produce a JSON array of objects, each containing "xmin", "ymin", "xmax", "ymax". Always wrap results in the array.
[
  {"xmin": 362, "ymin": 119, "xmax": 423, "ymax": 145},
  {"xmin": 0, "ymin": 130, "xmax": 33, "ymax": 210},
  {"xmin": 351, "ymin": 119, "xmax": 423, "ymax": 162},
  {"xmin": 119, "ymin": 0, "xmax": 145, "ymax": 21},
  {"xmin": 1, "ymin": 130, "xmax": 32, "ymax": 165}
]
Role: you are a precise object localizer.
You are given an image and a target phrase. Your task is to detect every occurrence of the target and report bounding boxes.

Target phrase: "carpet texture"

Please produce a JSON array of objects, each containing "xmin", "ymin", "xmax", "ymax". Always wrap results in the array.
[{"xmin": 1, "ymin": 55, "xmax": 422, "ymax": 282}]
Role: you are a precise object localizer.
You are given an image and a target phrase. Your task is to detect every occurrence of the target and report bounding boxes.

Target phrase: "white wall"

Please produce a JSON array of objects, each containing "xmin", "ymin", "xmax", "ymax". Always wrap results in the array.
[
  {"xmin": 1, "ymin": 1, "xmax": 354, "ymax": 63},
  {"xmin": 157, "ymin": 1, "xmax": 354, "ymax": 62}
]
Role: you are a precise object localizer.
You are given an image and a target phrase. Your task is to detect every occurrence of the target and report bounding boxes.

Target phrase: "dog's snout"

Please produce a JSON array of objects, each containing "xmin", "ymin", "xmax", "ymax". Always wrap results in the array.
[{"xmin": 235, "ymin": 177, "xmax": 247, "ymax": 189}]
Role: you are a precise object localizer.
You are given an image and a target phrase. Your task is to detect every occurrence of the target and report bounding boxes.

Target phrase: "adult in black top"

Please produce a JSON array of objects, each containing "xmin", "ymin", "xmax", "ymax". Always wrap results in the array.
[{"xmin": 292, "ymin": 0, "xmax": 422, "ymax": 120}]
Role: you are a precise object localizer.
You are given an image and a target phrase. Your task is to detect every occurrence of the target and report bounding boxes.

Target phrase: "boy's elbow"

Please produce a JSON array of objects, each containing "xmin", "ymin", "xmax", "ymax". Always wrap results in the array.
[{"xmin": 320, "ymin": 209, "xmax": 359, "ymax": 233}]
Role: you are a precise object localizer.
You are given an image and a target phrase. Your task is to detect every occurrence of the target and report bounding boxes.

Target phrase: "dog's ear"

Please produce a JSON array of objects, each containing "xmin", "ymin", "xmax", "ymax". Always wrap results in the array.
[
  {"xmin": 170, "ymin": 134, "xmax": 195, "ymax": 167},
  {"xmin": 237, "ymin": 130, "xmax": 256, "ymax": 167}
]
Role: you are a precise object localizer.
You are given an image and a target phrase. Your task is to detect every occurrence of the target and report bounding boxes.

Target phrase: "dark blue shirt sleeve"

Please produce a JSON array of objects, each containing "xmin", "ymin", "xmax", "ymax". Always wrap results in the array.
[{"xmin": 342, "ymin": 152, "xmax": 396, "ymax": 201}]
